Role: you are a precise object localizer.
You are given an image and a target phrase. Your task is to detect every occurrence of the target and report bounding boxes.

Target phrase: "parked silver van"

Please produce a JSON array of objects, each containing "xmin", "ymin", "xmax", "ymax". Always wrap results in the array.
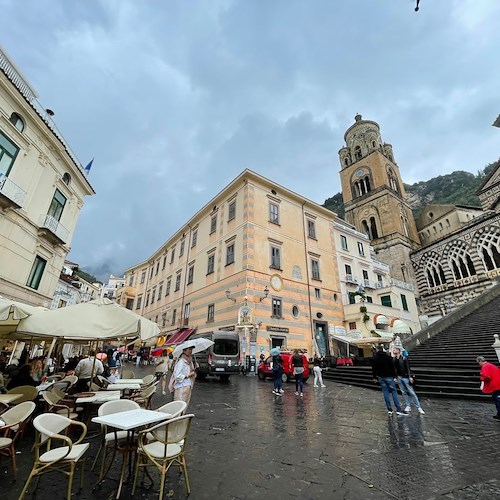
[{"xmin": 191, "ymin": 331, "xmax": 241, "ymax": 381}]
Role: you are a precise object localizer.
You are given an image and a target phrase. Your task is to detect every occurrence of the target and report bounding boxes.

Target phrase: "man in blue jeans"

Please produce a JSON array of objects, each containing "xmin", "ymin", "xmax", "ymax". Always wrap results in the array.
[
  {"xmin": 393, "ymin": 347, "xmax": 425, "ymax": 414},
  {"xmin": 372, "ymin": 345, "xmax": 407, "ymax": 415}
]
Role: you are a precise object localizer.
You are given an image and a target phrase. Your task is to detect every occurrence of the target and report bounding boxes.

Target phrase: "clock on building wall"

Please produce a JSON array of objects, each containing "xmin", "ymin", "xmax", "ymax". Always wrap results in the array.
[
  {"xmin": 270, "ymin": 274, "xmax": 283, "ymax": 291},
  {"xmin": 355, "ymin": 168, "xmax": 366, "ymax": 178}
]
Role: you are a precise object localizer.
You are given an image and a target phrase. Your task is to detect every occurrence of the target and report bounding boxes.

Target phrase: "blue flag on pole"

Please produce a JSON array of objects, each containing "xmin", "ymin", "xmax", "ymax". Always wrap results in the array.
[{"xmin": 84, "ymin": 158, "xmax": 94, "ymax": 175}]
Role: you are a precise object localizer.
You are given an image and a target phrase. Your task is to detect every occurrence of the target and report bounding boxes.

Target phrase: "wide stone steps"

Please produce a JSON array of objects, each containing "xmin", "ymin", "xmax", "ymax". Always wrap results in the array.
[{"xmin": 323, "ymin": 366, "xmax": 489, "ymax": 400}]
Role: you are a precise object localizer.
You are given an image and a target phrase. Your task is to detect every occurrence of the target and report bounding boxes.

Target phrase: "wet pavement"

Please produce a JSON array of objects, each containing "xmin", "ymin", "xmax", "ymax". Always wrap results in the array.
[{"xmin": 2, "ymin": 364, "xmax": 499, "ymax": 499}]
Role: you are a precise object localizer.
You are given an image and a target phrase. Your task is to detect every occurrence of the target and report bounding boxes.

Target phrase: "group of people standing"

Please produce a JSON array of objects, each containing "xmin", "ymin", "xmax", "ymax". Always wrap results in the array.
[
  {"xmin": 271, "ymin": 349, "xmax": 327, "ymax": 397},
  {"xmin": 372, "ymin": 344, "xmax": 425, "ymax": 415}
]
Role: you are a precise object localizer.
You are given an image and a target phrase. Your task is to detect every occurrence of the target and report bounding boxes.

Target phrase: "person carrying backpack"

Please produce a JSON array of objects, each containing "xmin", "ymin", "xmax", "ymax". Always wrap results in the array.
[{"xmin": 272, "ymin": 354, "xmax": 284, "ymax": 396}]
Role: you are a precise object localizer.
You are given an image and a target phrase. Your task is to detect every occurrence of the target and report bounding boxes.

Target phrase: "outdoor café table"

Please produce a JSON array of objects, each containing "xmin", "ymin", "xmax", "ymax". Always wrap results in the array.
[
  {"xmin": 35, "ymin": 381, "xmax": 55, "ymax": 393},
  {"xmin": 113, "ymin": 378, "xmax": 144, "ymax": 384},
  {"xmin": 75, "ymin": 391, "xmax": 121, "ymax": 404},
  {"xmin": 92, "ymin": 408, "xmax": 172, "ymax": 499},
  {"xmin": 0, "ymin": 393, "xmax": 22, "ymax": 405},
  {"xmin": 106, "ymin": 383, "xmax": 141, "ymax": 391}
]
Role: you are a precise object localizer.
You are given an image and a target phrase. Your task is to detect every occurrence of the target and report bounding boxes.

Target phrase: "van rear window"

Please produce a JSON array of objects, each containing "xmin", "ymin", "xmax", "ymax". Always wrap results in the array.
[{"xmin": 214, "ymin": 339, "xmax": 238, "ymax": 356}]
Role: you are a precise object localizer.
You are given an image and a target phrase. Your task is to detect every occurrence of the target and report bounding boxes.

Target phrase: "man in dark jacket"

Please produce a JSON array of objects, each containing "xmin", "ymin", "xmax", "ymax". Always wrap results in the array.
[
  {"xmin": 393, "ymin": 347, "xmax": 425, "ymax": 414},
  {"xmin": 372, "ymin": 345, "xmax": 406, "ymax": 415}
]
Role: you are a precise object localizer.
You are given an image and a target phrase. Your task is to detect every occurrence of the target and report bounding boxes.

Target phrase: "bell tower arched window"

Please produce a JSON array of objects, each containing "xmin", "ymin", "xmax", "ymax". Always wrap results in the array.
[
  {"xmin": 353, "ymin": 176, "xmax": 372, "ymax": 198},
  {"xmin": 369, "ymin": 217, "xmax": 379, "ymax": 239},
  {"xmin": 354, "ymin": 146, "xmax": 362, "ymax": 161}
]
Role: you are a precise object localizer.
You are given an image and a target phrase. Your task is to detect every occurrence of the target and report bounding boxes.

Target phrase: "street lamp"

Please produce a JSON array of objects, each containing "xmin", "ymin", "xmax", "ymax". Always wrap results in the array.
[
  {"xmin": 259, "ymin": 286, "xmax": 269, "ymax": 302},
  {"xmin": 225, "ymin": 289, "xmax": 236, "ymax": 303}
]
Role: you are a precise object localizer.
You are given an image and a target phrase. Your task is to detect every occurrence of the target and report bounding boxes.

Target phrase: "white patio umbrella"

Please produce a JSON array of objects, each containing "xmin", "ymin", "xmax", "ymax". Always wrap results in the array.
[
  {"xmin": 172, "ymin": 338, "xmax": 214, "ymax": 358},
  {"xmin": 17, "ymin": 298, "xmax": 160, "ymax": 342},
  {"xmin": 0, "ymin": 296, "xmax": 48, "ymax": 336}
]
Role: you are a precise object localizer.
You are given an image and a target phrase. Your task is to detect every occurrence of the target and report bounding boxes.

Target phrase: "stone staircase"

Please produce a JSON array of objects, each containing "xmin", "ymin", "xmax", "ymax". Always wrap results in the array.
[{"xmin": 324, "ymin": 288, "xmax": 500, "ymax": 400}]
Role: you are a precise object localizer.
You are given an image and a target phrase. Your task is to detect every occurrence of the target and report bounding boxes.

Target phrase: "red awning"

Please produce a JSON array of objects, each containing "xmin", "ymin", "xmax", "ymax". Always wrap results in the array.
[{"xmin": 165, "ymin": 328, "xmax": 196, "ymax": 346}]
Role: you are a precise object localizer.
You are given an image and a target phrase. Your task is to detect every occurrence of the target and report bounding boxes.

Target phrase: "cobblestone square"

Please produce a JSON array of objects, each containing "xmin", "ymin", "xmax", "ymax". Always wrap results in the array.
[{"xmin": 2, "ymin": 367, "xmax": 499, "ymax": 500}]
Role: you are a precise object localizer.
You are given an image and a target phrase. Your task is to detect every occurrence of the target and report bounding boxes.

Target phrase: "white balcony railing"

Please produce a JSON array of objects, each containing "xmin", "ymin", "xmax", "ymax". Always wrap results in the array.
[
  {"xmin": 0, "ymin": 175, "xmax": 26, "ymax": 208},
  {"xmin": 363, "ymin": 279, "xmax": 376, "ymax": 289},
  {"xmin": 39, "ymin": 214, "xmax": 69, "ymax": 243},
  {"xmin": 345, "ymin": 274, "xmax": 358, "ymax": 284},
  {"xmin": 389, "ymin": 278, "xmax": 414, "ymax": 291}
]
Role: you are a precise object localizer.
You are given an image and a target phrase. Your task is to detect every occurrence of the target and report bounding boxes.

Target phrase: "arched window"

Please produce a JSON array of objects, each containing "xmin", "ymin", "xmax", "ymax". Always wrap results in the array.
[
  {"xmin": 344, "ymin": 157, "xmax": 349, "ymax": 166},
  {"xmin": 477, "ymin": 230, "xmax": 500, "ymax": 271},
  {"xmin": 361, "ymin": 220, "xmax": 371, "ymax": 238},
  {"xmin": 402, "ymin": 217, "xmax": 409, "ymax": 237},
  {"xmin": 62, "ymin": 173, "xmax": 71, "ymax": 186},
  {"xmin": 364, "ymin": 176, "xmax": 371, "ymax": 193},
  {"xmin": 370, "ymin": 217, "xmax": 379, "ymax": 239},
  {"xmin": 447, "ymin": 245, "xmax": 476, "ymax": 280},
  {"xmin": 424, "ymin": 255, "xmax": 447, "ymax": 288},
  {"xmin": 9, "ymin": 112, "xmax": 25, "ymax": 132},
  {"xmin": 354, "ymin": 146, "xmax": 362, "ymax": 161}
]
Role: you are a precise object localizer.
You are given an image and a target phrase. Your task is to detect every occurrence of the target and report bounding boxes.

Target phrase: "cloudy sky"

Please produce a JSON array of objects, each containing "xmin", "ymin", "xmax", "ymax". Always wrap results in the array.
[{"xmin": 2, "ymin": 0, "xmax": 499, "ymax": 279}]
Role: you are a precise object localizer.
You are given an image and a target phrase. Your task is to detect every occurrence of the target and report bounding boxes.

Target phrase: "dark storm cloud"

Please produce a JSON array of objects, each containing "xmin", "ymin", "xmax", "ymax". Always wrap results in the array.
[{"xmin": 1, "ymin": 0, "xmax": 498, "ymax": 279}]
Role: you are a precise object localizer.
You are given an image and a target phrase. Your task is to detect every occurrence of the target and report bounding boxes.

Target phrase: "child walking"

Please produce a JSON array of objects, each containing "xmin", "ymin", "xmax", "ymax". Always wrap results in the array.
[{"xmin": 313, "ymin": 359, "xmax": 326, "ymax": 388}]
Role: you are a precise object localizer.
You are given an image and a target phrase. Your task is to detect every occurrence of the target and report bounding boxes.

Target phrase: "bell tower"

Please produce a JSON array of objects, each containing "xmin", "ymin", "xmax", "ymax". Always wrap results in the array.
[{"xmin": 338, "ymin": 114, "xmax": 420, "ymax": 287}]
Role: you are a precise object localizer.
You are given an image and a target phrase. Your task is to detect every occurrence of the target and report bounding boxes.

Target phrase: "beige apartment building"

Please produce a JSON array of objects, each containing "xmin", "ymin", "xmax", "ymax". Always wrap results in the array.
[
  {"xmin": 333, "ymin": 219, "xmax": 420, "ymax": 357},
  {"xmin": 0, "ymin": 46, "xmax": 94, "ymax": 306},
  {"xmin": 124, "ymin": 170, "xmax": 345, "ymax": 357}
]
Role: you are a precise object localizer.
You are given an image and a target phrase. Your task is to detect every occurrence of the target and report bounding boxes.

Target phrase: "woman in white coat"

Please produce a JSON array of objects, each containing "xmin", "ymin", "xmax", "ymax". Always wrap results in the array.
[{"xmin": 173, "ymin": 346, "xmax": 197, "ymax": 407}]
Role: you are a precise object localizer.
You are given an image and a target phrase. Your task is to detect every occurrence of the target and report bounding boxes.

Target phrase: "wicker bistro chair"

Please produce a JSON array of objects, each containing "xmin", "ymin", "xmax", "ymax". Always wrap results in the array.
[
  {"xmin": 129, "ymin": 385, "xmax": 157, "ymax": 409},
  {"xmin": 145, "ymin": 401, "xmax": 187, "ymax": 443},
  {"xmin": 141, "ymin": 374, "xmax": 156, "ymax": 387},
  {"xmin": 62, "ymin": 375, "xmax": 78, "ymax": 387},
  {"xmin": 120, "ymin": 369, "xmax": 135, "ymax": 379},
  {"xmin": 133, "ymin": 414, "xmax": 194, "ymax": 500},
  {"xmin": 19, "ymin": 413, "xmax": 89, "ymax": 500},
  {"xmin": 6, "ymin": 385, "xmax": 38, "ymax": 403},
  {"xmin": 91, "ymin": 399, "xmax": 140, "ymax": 479},
  {"xmin": 43, "ymin": 390, "xmax": 79, "ymax": 419},
  {"xmin": 0, "ymin": 401, "xmax": 36, "ymax": 479}
]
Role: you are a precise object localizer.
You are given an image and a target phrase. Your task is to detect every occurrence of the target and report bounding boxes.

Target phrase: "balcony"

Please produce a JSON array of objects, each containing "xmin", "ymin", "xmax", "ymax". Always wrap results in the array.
[
  {"xmin": 0, "ymin": 175, "xmax": 27, "ymax": 209},
  {"xmin": 345, "ymin": 274, "xmax": 359, "ymax": 284},
  {"xmin": 38, "ymin": 214, "xmax": 69, "ymax": 244},
  {"xmin": 363, "ymin": 279, "xmax": 376, "ymax": 289},
  {"xmin": 389, "ymin": 278, "xmax": 414, "ymax": 292}
]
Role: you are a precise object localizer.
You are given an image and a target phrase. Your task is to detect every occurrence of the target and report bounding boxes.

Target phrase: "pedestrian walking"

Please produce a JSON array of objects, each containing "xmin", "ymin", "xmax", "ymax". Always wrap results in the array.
[
  {"xmin": 313, "ymin": 359, "xmax": 326, "ymax": 388},
  {"xmin": 172, "ymin": 346, "xmax": 197, "ymax": 407},
  {"xmin": 372, "ymin": 345, "xmax": 407, "ymax": 415},
  {"xmin": 292, "ymin": 349, "xmax": 305, "ymax": 397},
  {"xmin": 155, "ymin": 349, "xmax": 170, "ymax": 395},
  {"xmin": 476, "ymin": 356, "xmax": 500, "ymax": 420},
  {"xmin": 393, "ymin": 347, "xmax": 425, "ymax": 414},
  {"xmin": 272, "ymin": 353, "xmax": 283, "ymax": 396}
]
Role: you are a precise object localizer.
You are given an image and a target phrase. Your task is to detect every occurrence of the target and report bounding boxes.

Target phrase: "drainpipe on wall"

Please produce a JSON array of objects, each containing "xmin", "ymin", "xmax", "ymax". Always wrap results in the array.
[{"xmin": 301, "ymin": 201, "xmax": 319, "ymax": 357}]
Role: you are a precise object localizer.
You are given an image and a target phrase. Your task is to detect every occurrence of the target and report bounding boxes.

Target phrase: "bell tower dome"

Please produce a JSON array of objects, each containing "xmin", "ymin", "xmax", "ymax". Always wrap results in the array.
[{"xmin": 338, "ymin": 115, "xmax": 421, "ymax": 288}]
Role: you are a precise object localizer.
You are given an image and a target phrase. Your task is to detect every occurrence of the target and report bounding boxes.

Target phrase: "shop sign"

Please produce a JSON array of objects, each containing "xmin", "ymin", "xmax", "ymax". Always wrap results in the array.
[{"xmin": 266, "ymin": 326, "xmax": 289, "ymax": 333}]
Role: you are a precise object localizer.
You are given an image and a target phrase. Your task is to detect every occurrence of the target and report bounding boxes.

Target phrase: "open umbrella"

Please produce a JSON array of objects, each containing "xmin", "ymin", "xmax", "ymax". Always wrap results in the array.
[
  {"xmin": 0, "ymin": 296, "xmax": 48, "ymax": 337},
  {"xmin": 172, "ymin": 338, "xmax": 214, "ymax": 358}
]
